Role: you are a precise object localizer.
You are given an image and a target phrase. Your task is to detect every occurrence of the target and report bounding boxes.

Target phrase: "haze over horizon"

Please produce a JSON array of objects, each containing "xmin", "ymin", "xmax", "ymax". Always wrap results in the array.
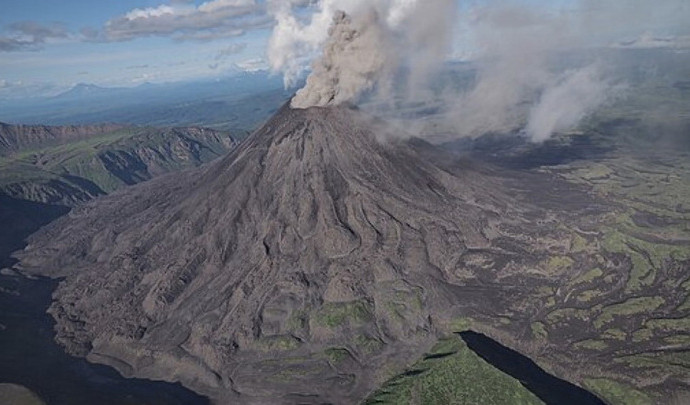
[{"xmin": 2, "ymin": 0, "xmax": 688, "ymax": 101}]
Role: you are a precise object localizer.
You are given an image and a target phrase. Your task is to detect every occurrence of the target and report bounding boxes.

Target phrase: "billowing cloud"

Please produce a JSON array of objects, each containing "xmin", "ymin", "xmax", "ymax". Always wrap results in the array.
[
  {"xmin": 527, "ymin": 65, "xmax": 619, "ymax": 142},
  {"xmin": 268, "ymin": 0, "xmax": 457, "ymax": 104},
  {"xmin": 104, "ymin": 0, "xmax": 268, "ymax": 42},
  {"xmin": 274, "ymin": 0, "xmax": 690, "ymax": 141},
  {"xmin": 438, "ymin": 1, "xmax": 688, "ymax": 141},
  {"xmin": 291, "ymin": 10, "xmax": 397, "ymax": 108},
  {"xmin": 215, "ymin": 42, "xmax": 248, "ymax": 60},
  {"xmin": 0, "ymin": 21, "xmax": 69, "ymax": 52},
  {"xmin": 234, "ymin": 57, "xmax": 267, "ymax": 72}
]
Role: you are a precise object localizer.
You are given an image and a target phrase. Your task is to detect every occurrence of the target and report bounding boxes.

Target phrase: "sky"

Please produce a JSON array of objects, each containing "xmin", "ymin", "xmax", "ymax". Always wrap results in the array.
[
  {"xmin": 0, "ymin": 0, "xmax": 274, "ymax": 98},
  {"xmin": 0, "ymin": 0, "xmax": 687, "ymax": 100}
]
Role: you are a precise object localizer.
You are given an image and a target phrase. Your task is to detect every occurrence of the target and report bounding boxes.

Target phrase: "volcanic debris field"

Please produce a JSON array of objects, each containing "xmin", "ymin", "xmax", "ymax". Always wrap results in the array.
[{"xmin": 8, "ymin": 99, "xmax": 690, "ymax": 404}]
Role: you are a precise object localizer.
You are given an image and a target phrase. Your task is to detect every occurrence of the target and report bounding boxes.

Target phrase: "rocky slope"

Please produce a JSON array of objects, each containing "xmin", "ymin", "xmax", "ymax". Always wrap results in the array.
[
  {"xmin": 13, "ymin": 104, "xmax": 690, "ymax": 403},
  {"xmin": 0, "ymin": 124, "xmax": 236, "ymax": 206},
  {"xmin": 0, "ymin": 122, "xmax": 126, "ymax": 155}
]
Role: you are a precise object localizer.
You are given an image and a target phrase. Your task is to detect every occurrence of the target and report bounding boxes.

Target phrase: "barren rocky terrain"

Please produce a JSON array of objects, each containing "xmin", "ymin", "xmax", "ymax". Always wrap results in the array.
[{"xmin": 12, "ymin": 102, "xmax": 690, "ymax": 404}]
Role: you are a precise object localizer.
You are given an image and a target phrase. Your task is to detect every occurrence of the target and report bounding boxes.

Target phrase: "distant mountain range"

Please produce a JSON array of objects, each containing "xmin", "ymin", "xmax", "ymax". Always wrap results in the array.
[
  {"xmin": 52, "ymin": 83, "xmax": 116, "ymax": 99},
  {"xmin": 0, "ymin": 72, "xmax": 294, "ymax": 132}
]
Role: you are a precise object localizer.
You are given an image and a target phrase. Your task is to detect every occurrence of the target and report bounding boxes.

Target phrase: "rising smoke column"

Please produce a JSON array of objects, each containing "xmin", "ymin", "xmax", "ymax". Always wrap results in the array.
[
  {"xmin": 291, "ymin": 10, "xmax": 392, "ymax": 108},
  {"xmin": 268, "ymin": 0, "xmax": 457, "ymax": 109},
  {"xmin": 268, "ymin": 0, "xmax": 690, "ymax": 140},
  {"xmin": 527, "ymin": 65, "xmax": 617, "ymax": 142}
]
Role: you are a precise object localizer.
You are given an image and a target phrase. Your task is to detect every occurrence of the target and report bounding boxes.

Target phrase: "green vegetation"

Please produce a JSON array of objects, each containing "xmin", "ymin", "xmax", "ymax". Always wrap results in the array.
[
  {"xmin": 569, "ymin": 268, "xmax": 603, "ymax": 287},
  {"xmin": 601, "ymin": 229, "xmax": 655, "ymax": 292},
  {"xmin": 542, "ymin": 256, "xmax": 574, "ymax": 274},
  {"xmin": 645, "ymin": 317, "xmax": 690, "ymax": 332},
  {"xmin": 594, "ymin": 297, "xmax": 665, "ymax": 329},
  {"xmin": 602, "ymin": 329, "xmax": 626, "ymax": 341},
  {"xmin": 616, "ymin": 352, "xmax": 690, "ymax": 373},
  {"xmin": 664, "ymin": 335, "xmax": 690, "ymax": 345},
  {"xmin": 256, "ymin": 335, "xmax": 301, "ymax": 352},
  {"xmin": 570, "ymin": 233, "xmax": 589, "ymax": 252},
  {"xmin": 353, "ymin": 334, "xmax": 383, "ymax": 354},
  {"xmin": 531, "ymin": 322, "xmax": 548, "ymax": 339},
  {"xmin": 574, "ymin": 340, "xmax": 608, "ymax": 351},
  {"xmin": 577, "ymin": 289, "xmax": 604, "ymax": 303},
  {"xmin": 584, "ymin": 378, "xmax": 652, "ymax": 405},
  {"xmin": 447, "ymin": 317, "xmax": 475, "ymax": 332},
  {"xmin": 364, "ymin": 337, "xmax": 543, "ymax": 405},
  {"xmin": 314, "ymin": 300, "xmax": 373, "ymax": 328},
  {"xmin": 324, "ymin": 347, "xmax": 350, "ymax": 364},
  {"xmin": 631, "ymin": 328, "xmax": 654, "ymax": 343},
  {"xmin": 580, "ymin": 164, "xmax": 613, "ymax": 180}
]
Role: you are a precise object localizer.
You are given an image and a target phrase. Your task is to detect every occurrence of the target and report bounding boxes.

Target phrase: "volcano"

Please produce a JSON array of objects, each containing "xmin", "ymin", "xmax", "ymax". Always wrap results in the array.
[{"xmin": 13, "ymin": 104, "xmax": 689, "ymax": 403}]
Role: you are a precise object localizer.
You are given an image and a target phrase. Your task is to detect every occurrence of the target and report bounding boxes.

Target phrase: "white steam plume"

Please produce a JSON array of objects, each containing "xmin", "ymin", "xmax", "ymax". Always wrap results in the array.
[
  {"xmin": 268, "ymin": 0, "xmax": 457, "ymax": 109},
  {"xmin": 527, "ymin": 65, "xmax": 617, "ymax": 142},
  {"xmin": 268, "ymin": 0, "xmax": 690, "ymax": 141},
  {"xmin": 427, "ymin": 3, "xmax": 623, "ymax": 142}
]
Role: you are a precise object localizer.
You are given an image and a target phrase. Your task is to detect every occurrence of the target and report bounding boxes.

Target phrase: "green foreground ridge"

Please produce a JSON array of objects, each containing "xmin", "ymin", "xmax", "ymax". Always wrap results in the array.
[{"xmin": 365, "ymin": 336, "xmax": 543, "ymax": 405}]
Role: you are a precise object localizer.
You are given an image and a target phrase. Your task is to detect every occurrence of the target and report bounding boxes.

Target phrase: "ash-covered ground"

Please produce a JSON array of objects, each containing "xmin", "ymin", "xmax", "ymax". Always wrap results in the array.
[{"xmin": 11, "ymin": 95, "xmax": 690, "ymax": 404}]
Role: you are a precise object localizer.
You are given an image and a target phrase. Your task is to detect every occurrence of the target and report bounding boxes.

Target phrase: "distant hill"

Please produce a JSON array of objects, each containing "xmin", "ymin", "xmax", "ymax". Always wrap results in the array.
[
  {"xmin": 52, "ymin": 83, "xmax": 122, "ymax": 100},
  {"xmin": 0, "ymin": 72, "xmax": 294, "ymax": 132},
  {"xmin": 0, "ymin": 122, "xmax": 127, "ymax": 155},
  {"xmin": 0, "ymin": 123, "xmax": 237, "ymax": 206}
]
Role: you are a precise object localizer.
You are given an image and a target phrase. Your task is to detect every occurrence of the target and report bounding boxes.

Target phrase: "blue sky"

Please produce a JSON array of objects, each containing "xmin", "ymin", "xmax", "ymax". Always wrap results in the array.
[
  {"xmin": 1, "ymin": 0, "xmax": 687, "ymax": 99},
  {"xmin": 0, "ymin": 0, "xmax": 273, "ymax": 97}
]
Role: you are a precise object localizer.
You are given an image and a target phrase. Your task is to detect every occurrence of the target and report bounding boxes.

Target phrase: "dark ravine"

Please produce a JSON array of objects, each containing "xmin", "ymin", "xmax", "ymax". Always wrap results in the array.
[{"xmin": 459, "ymin": 331, "xmax": 605, "ymax": 405}]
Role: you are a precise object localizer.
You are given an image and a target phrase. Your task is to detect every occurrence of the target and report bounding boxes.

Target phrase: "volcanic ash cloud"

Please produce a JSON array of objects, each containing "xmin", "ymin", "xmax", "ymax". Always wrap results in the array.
[{"xmin": 291, "ymin": 10, "xmax": 391, "ymax": 109}]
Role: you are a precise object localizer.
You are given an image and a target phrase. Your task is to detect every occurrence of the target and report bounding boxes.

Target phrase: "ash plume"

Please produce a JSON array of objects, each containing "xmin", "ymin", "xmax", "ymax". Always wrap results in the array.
[
  {"xmin": 269, "ymin": 0, "xmax": 690, "ymax": 141},
  {"xmin": 268, "ymin": 0, "xmax": 457, "ymax": 109},
  {"xmin": 291, "ymin": 10, "xmax": 392, "ymax": 108}
]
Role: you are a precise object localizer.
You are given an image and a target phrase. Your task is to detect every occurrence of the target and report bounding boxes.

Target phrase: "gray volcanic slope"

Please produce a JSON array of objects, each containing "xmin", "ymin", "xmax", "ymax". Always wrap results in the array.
[{"xmin": 15, "ymin": 105, "xmax": 624, "ymax": 402}]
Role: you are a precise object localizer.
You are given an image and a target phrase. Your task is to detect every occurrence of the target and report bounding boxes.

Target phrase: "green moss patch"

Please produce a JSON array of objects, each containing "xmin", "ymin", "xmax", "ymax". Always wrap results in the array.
[
  {"xmin": 314, "ymin": 300, "xmax": 373, "ymax": 328},
  {"xmin": 364, "ymin": 337, "xmax": 543, "ymax": 405},
  {"xmin": 594, "ymin": 297, "xmax": 665, "ymax": 329},
  {"xmin": 584, "ymin": 378, "xmax": 652, "ymax": 405}
]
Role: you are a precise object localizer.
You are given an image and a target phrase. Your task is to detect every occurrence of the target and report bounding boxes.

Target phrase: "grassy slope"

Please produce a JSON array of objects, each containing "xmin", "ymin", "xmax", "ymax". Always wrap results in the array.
[{"xmin": 365, "ymin": 336, "xmax": 543, "ymax": 405}]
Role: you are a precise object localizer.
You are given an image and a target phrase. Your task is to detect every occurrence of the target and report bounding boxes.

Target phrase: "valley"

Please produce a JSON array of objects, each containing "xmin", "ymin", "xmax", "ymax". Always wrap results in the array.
[{"xmin": 0, "ymin": 123, "xmax": 237, "ymax": 206}]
